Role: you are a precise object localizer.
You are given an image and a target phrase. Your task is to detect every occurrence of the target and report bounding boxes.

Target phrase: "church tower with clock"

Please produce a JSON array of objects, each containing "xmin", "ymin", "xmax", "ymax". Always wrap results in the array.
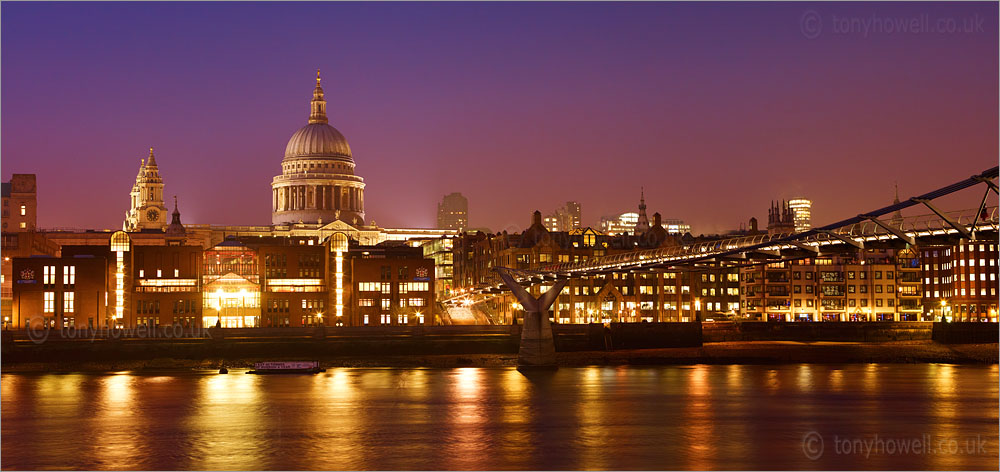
[{"xmin": 124, "ymin": 147, "xmax": 169, "ymax": 232}]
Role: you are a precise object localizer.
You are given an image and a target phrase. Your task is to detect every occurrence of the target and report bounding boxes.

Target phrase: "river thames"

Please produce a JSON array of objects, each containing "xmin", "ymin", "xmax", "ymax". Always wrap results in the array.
[{"xmin": 2, "ymin": 364, "xmax": 996, "ymax": 470}]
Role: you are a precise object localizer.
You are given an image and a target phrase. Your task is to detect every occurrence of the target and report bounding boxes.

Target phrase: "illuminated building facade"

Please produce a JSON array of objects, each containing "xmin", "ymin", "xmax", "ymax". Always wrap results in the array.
[
  {"xmin": 2, "ymin": 174, "xmax": 58, "ymax": 324},
  {"xmin": 453, "ymin": 211, "xmax": 738, "ymax": 323},
  {"xmin": 740, "ymin": 250, "xmax": 905, "ymax": 322},
  {"xmin": 202, "ymin": 239, "xmax": 260, "ymax": 328},
  {"xmin": 543, "ymin": 201, "xmax": 582, "ymax": 232},
  {"xmin": 272, "ymin": 70, "xmax": 366, "ymax": 226},
  {"xmin": 919, "ymin": 239, "xmax": 998, "ymax": 322},
  {"xmin": 348, "ymin": 243, "xmax": 435, "ymax": 326},
  {"xmin": 421, "ymin": 236, "xmax": 456, "ymax": 298},
  {"xmin": 662, "ymin": 218, "xmax": 692, "ymax": 235},
  {"xmin": 788, "ymin": 198, "xmax": 812, "ymax": 232},
  {"xmin": 9, "ymin": 254, "xmax": 109, "ymax": 330},
  {"xmin": 600, "ymin": 212, "xmax": 639, "ymax": 235},
  {"xmin": 2, "ymin": 174, "xmax": 37, "ymax": 232}
]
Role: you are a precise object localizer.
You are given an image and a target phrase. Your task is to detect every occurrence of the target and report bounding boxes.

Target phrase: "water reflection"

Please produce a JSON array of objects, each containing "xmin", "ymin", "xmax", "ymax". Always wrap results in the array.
[{"xmin": 2, "ymin": 365, "xmax": 997, "ymax": 470}]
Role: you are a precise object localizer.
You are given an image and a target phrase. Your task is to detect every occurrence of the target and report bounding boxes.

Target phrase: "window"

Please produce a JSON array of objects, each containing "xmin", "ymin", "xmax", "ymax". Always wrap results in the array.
[
  {"xmin": 874, "ymin": 271, "xmax": 882, "ymax": 279},
  {"xmin": 19, "ymin": 222, "xmax": 26, "ymax": 229},
  {"xmin": 174, "ymin": 269, "xmax": 180, "ymax": 277},
  {"xmin": 381, "ymin": 299, "xmax": 391, "ymax": 310},
  {"xmin": 43, "ymin": 266, "xmax": 56, "ymax": 285},
  {"xmin": 44, "ymin": 292, "xmax": 55, "ymax": 313},
  {"xmin": 358, "ymin": 282, "xmax": 380, "ymax": 292},
  {"xmin": 20, "ymin": 204, "xmax": 25, "ymax": 216},
  {"xmin": 63, "ymin": 292, "xmax": 75, "ymax": 313},
  {"xmin": 408, "ymin": 298, "xmax": 426, "ymax": 307},
  {"xmin": 63, "ymin": 265, "xmax": 76, "ymax": 285},
  {"xmin": 359, "ymin": 298, "xmax": 374, "ymax": 307}
]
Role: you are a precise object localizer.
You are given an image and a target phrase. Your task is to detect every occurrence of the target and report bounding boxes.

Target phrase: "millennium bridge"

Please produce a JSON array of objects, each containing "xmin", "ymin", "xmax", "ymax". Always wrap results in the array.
[{"xmin": 444, "ymin": 166, "xmax": 999, "ymax": 367}]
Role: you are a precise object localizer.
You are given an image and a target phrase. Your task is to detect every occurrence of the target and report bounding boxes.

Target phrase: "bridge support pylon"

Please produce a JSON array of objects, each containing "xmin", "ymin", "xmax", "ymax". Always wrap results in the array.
[{"xmin": 495, "ymin": 269, "xmax": 569, "ymax": 369}]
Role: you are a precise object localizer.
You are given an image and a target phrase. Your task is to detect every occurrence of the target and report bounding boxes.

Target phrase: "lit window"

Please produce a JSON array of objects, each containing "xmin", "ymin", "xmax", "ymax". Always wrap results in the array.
[
  {"xmin": 174, "ymin": 269, "xmax": 180, "ymax": 277},
  {"xmin": 139, "ymin": 269, "xmax": 145, "ymax": 277},
  {"xmin": 44, "ymin": 292, "xmax": 55, "ymax": 313},
  {"xmin": 157, "ymin": 269, "xmax": 162, "ymax": 277},
  {"xmin": 19, "ymin": 222, "xmax": 26, "ymax": 229},
  {"xmin": 43, "ymin": 266, "xmax": 56, "ymax": 285},
  {"xmin": 64, "ymin": 292, "xmax": 75, "ymax": 313},
  {"xmin": 63, "ymin": 266, "xmax": 75, "ymax": 285},
  {"xmin": 20, "ymin": 205, "xmax": 25, "ymax": 216}
]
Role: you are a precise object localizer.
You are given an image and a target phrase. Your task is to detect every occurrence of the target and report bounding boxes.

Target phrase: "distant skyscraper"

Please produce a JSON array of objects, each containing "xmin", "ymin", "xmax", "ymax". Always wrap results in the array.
[
  {"xmin": 437, "ymin": 192, "xmax": 468, "ymax": 230},
  {"xmin": 564, "ymin": 201, "xmax": 581, "ymax": 229},
  {"xmin": 788, "ymin": 198, "xmax": 812, "ymax": 232},
  {"xmin": 543, "ymin": 201, "xmax": 582, "ymax": 232}
]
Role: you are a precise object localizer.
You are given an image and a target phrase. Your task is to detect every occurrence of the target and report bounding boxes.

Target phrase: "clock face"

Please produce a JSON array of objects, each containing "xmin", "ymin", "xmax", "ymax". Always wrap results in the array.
[{"xmin": 146, "ymin": 209, "xmax": 159, "ymax": 221}]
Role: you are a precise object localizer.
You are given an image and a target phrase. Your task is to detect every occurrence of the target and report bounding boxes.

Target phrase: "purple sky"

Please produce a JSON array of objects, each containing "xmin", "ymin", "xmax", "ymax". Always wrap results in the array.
[{"xmin": 2, "ymin": 2, "xmax": 997, "ymax": 234}]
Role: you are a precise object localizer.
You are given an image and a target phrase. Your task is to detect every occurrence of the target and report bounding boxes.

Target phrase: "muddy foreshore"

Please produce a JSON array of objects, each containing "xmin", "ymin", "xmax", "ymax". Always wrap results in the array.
[{"xmin": 2, "ymin": 341, "xmax": 996, "ymax": 373}]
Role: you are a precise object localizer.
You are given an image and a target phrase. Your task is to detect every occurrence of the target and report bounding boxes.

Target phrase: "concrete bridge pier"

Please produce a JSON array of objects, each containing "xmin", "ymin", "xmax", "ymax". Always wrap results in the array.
[{"xmin": 495, "ymin": 270, "xmax": 568, "ymax": 369}]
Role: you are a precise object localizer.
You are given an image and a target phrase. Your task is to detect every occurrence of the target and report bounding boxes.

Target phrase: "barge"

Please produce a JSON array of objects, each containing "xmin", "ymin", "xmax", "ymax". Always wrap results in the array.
[{"xmin": 246, "ymin": 361, "xmax": 326, "ymax": 374}]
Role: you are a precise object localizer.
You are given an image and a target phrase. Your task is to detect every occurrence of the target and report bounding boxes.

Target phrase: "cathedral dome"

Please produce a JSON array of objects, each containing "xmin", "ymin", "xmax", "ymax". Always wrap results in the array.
[{"xmin": 284, "ymin": 123, "xmax": 352, "ymax": 160}]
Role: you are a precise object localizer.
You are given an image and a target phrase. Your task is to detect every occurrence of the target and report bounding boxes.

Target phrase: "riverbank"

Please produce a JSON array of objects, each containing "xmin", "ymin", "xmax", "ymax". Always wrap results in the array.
[{"xmin": 3, "ymin": 340, "xmax": 996, "ymax": 372}]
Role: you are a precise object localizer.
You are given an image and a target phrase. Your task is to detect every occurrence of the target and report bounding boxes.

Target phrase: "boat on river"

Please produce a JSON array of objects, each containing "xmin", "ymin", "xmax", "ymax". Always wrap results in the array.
[{"xmin": 246, "ymin": 361, "xmax": 325, "ymax": 374}]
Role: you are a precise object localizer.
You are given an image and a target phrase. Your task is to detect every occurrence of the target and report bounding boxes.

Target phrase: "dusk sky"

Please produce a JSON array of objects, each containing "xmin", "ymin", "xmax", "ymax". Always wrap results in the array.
[{"xmin": 2, "ymin": 1, "xmax": 996, "ymax": 234}]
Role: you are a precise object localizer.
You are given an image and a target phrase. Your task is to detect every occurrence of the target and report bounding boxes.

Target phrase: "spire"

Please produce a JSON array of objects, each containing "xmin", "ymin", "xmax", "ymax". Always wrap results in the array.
[
  {"xmin": 309, "ymin": 69, "xmax": 328, "ymax": 124},
  {"xmin": 891, "ymin": 181, "xmax": 903, "ymax": 225},
  {"xmin": 146, "ymin": 147, "xmax": 158, "ymax": 168},
  {"xmin": 166, "ymin": 195, "xmax": 186, "ymax": 237},
  {"xmin": 635, "ymin": 187, "xmax": 650, "ymax": 233}
]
